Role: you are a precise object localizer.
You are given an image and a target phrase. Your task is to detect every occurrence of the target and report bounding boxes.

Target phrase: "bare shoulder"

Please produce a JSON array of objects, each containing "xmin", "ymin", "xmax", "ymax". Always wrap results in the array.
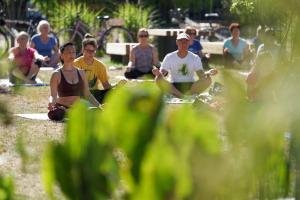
[
  {"xmin": 9, "ymin": 47, "xmax": 18, "ymax": 54},
  {"xmin": 51, "ymin": 68, "xmax": 62, "ymax": 78},
  {"xmin": 77, "ymin": 68, "xmax": 86, "ymax": 76},
  {"xmin": 131, "ymin": 45, "xmax": 139, "ymax": 51}
]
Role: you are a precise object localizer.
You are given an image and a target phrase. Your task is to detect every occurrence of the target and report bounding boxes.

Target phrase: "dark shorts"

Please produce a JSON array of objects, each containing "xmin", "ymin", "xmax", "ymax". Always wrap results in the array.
[
  {"xmin": 124, "ymin": 68, "xmax": 154, "ymax": 79},
  {"xmin": 90, "ymin": 89, "xmax": 110, "ymax": 104},
  {"xmin": 48, "ymin": 103, "xmax": 69, "ymax": 121},
  {"xmin": 172, "ymin": 82, "xmax": 194, "ymax": 94}
]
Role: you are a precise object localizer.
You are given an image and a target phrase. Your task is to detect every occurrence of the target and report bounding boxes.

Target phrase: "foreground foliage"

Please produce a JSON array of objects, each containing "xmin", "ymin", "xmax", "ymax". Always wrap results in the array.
[{"xmin": 42, "ymin": 73, "xmax": 297, "ymax": 199}]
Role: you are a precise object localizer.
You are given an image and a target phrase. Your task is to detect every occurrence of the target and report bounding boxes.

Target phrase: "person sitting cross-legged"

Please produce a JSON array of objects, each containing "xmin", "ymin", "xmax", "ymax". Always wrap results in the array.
[
  {"xmin": 185, "ymin": 26, "xmax": 211, "ymax": 70},
  {"xmin": 223, "ymin": 23, "xmax": 250, "ymax": 69},
  {"xmin": 152, "ymin": 33, "xmax": 218, "ymax": 98},
  {"xmin": 246, "ymin": 28, "xmax": 281, "ymax": 101},
  {"xmin": 30, "ymin": 20, "xmax": 59, "ymax": 68},
  {"xmin": 73, "ymin": 34, "xmax": 112, "ymax": 104},
  {"xmin": 48, "ymin": 42, "xmax": 101, "ymax": 121},
  {"xmin": 8, "ymin": 31, "xmax": 48, "ymax": 84},
  {"xmin": 124, "ymin": 28, "xmax": 160, "ymax": 79}
]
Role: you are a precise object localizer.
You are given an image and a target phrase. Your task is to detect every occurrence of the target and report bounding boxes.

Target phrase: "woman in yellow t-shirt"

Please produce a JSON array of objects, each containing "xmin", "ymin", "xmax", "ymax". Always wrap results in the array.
[{"xmin": 73, "ymin": 34, "xmax": 112, "ymax": 103}]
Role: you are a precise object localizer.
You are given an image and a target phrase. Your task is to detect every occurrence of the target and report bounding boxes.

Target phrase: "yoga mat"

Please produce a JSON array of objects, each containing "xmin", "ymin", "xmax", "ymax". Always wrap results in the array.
[
  {"xmin": 164, "ymin": 96, "xmax": 197, "ymax": 104},
  {"xmin": 0, "ymin": 78, "xmax": 48, "ymax": 87},
  {"xmin": 15, "ymin": 113, "xmax": 49, "ymax": 120},
  {"xmin": 40, "ymin": 67, "xmax": 54, "ymax": 71}
]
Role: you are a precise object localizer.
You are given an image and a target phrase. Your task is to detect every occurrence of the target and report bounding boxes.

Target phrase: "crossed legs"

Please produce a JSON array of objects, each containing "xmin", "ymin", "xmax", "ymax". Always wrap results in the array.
[{"xmin": 152, "ymin": 68, "xmax": 211, "ymax": 98}]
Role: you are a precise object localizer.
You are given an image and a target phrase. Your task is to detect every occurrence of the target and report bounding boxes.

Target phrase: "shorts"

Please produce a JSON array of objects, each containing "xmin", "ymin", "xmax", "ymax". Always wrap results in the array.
[{"xmin": 172, "ymin": 82, "xmax": 194, "ymax": 94}]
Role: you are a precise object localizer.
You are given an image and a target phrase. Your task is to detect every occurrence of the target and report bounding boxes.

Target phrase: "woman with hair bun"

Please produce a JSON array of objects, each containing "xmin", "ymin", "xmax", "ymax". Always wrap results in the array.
[{"xmin": 48, "ymin": 42, "xmax": 101, "ymax": 121}]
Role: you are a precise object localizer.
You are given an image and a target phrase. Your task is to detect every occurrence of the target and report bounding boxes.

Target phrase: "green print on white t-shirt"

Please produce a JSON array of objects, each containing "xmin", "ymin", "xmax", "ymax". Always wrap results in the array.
[{"xmin": 178, "ymin": 64, "xmax": 189, "ymax": 76}]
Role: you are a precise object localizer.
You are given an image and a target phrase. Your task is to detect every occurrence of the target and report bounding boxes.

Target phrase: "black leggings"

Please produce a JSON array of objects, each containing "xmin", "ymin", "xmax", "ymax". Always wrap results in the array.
[{"xmin": 48, "ymin": 103, "xmax": 69, "ymax": 121}]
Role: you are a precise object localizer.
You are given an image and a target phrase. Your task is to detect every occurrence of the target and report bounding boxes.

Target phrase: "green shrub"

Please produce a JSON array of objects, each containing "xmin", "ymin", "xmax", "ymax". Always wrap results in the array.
[
  {"xmin": 42, "ymin": 78, "xmax": 293, "ymax": 199},
  {"xmin": 34, "ymin": 0, "xmax": 103, "ymax": 32},
  {"xmin": 113, "ymin": 3, "xmax": 159, "ymax": 40},
  {"xmin": 0, "ymin": 175, "xmax": 14, "ymax": 200}
]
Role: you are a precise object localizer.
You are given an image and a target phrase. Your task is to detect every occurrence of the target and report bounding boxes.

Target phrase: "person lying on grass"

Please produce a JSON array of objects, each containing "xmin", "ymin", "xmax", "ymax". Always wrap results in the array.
[
  {"xmin": 8, "ymin": 31, "xmax": 49, "ymax": 84},
  {"xmin": 152, "ymin": 33, "xmax": 218, "ymax": 98},
  {"xmin": 48, "ymin": 42, "xmax": 101, "ymax": 121}
]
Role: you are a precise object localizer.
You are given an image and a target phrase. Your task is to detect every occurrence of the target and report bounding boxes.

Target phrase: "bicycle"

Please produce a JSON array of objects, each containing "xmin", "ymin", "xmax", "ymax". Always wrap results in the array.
[
  {"xmin": 0, "ymin": 8, "xmax": 57, "ymax": 57},
  {"xmin": 56, "ymin": 13, "xmax": 134, "ymax": 55},
  {"xmin": 0, "ymin": 9, "xmax": 18, "ymax": 57}
]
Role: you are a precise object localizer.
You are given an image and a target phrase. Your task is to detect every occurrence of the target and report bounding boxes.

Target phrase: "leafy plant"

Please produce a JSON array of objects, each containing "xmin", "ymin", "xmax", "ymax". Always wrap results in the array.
[
  {"xmin": 0, "ymin": 175, "xmax": 14, "ymax": 200},
  {"xmin": 42, "ymin": 77, "xmax": 295, "ymax": 199},
  {"xmin": 113, "ymin": 3, "xmax": 159, "ymax": 40},
  {"xmin": 33, "ymin": 0, "xmax": 103, "ymax": 32}
]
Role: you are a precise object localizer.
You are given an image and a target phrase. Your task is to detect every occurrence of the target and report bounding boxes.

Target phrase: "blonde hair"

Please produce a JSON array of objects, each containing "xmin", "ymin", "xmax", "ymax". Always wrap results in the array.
[
  {"xmin": 137, "ymin": 28, "xmax": 149, "ymax": 37},
  {"xmin": 37, "ymin": 20, "xmax": 50, "ymax": 34},
  {"xmin": 16, "ymin": 31, "xmax": 29, "ymax": 40}
]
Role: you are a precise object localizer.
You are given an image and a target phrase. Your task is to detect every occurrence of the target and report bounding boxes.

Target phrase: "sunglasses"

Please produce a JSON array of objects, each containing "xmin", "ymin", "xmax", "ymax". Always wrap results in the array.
[{"xmin": 138, "ymin": 34, "xmax": 149, "ymax": 38}]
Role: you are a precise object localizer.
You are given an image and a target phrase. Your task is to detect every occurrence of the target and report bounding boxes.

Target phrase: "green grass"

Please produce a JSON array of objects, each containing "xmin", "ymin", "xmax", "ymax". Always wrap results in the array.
[
  {"xmin": 98, "ymin": 55, "xmax": 126, "ymax": 69},
  {"xmin": 0, "ymin": 59, "xmax": 244, "ymax": 199}
]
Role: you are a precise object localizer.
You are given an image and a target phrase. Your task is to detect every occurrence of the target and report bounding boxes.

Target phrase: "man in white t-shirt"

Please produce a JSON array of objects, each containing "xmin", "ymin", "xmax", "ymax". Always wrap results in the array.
[{"xmin": 152, "ymin": 33, "xmax": 217, "ymax": 98}]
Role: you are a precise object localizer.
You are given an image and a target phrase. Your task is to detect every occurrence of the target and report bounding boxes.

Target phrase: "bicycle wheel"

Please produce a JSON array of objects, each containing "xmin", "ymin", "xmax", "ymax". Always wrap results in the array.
[
  {"xmin": 56, "ymin": 28, "xmax": 83, "ymax": 56},
  {"xmin": 100, "ymin": 27, "xmax": 134, "ymax": 52},
  {"xmin": 0, "ymin": 30, "xmax": 9, "ymax": 58}
]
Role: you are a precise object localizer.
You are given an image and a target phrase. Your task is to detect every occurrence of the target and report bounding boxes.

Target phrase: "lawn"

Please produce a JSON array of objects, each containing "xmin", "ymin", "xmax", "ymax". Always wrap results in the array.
[
  {"xmin": 0, "ymin": 58, "xmax": 228, "ymax": 199},
  {"xmin": 0, "ymin": 57, "xmax": 127, "ymax": 199}
]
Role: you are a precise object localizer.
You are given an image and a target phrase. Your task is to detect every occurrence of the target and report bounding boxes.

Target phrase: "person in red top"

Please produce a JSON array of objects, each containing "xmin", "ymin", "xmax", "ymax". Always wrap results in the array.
[{"xmin": 8, "ymin": 31, "xmax": 48, "ymax": 84}]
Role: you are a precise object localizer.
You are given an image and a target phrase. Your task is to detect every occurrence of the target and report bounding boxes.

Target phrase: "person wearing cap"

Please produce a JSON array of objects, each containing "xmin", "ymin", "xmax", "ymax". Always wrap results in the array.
[
  {"xmin": 152, "ymin": 33, "xmax": 217, "ymax": 98},
  {"xmin": 124, "ymin": 28, "xmax": 160, "ymax": 79}
]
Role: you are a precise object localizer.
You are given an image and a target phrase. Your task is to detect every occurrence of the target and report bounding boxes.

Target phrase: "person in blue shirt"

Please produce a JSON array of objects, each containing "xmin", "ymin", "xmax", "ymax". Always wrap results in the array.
[
  {"xmin": 30, "ymin": 20, "xmax": 59, "ymax": 68},
  {"xmin": 185, "ymin": 27, "xmax": 210, "ymax": 70},
  {"xmin": 223, "ymin": 23, "xmax": 250, "ymax": 69}
]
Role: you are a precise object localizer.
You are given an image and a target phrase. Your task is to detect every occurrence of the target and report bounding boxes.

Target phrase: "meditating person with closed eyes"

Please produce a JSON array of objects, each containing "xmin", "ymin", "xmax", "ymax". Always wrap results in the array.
[{"xmin": 48, "ymin": 42, "xmax": 101, "ymax": 121}]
